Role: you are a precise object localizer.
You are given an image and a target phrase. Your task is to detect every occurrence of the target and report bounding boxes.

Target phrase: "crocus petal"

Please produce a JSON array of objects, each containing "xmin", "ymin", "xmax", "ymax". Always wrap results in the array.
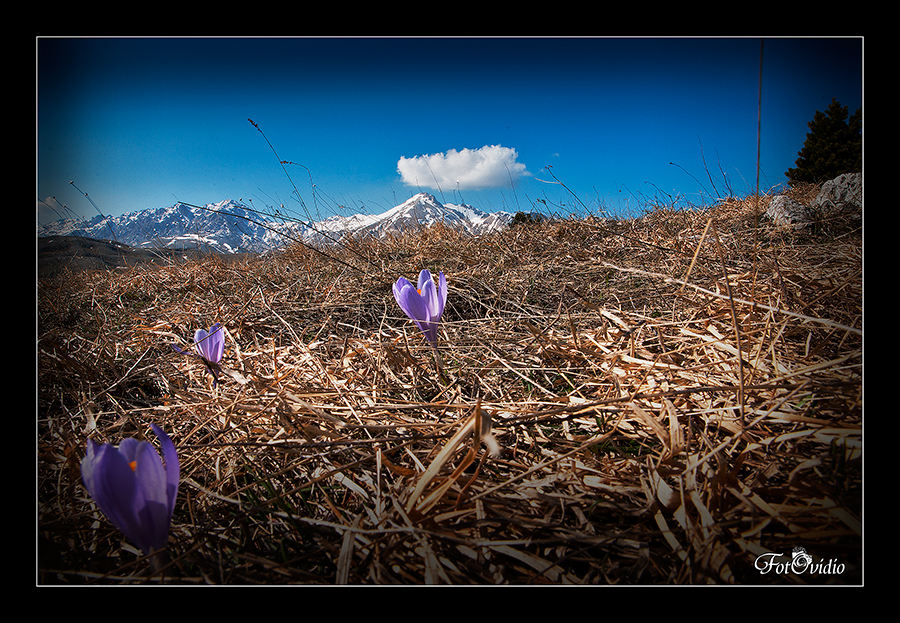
[
  {"xmin": 207, "ymin": 323, "xmax": 225, "ymax": 363},
  {"xmin": 194, "ymin": 323, "xmax": 224, "ymax": 364},
  {"xmin": 81, "ymin": 425, "xmax": 180, "ymax": 557},
  {"xmin": 417, "ymin": 270, "xmax": 447, "ymax": 321},
  {"xmin": 400, "ymin": 283, "xmax": 438, "ymax": 344},
  {"xmin": 396, "ymin": 281, "xmax": 430, "ymax": 327},
  {"xmin": 419, "ymin": 277, "xmax": 439, "ymax": 319},
  {"xmin": 150, "ymin": 423, "xmax": 180, "ymax": 517},
  {"xmin": 417, "ymin": 269, "xmax": 434, "ymax": 293},
  {"xmin": 394, "ymin": 270, "xmax": 447, "ymax": 346},
  {"xmin": 437, "ymin": 271, "xmax": 448, "ymax": 315},
  {"xmin": 178, "ymin": 324, "xmax": 225, "ymax": 386},
  {"xmin": 418, "ymin": 286, "xmax": 441, "ymax": 344},
  {"xmin": 393, "ymin": 277, "xmax": 415, "ymax": 309},
  {"xmin": 82, "ymin": 440, "xmax": 143, "ymax": 547},
  {"xmin": 132, "ymin": 441, "xmax": 171, "ymax": 554}
]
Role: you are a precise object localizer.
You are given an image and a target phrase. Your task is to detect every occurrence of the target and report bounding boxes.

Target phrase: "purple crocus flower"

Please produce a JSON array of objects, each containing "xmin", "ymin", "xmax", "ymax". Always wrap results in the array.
[
  {"xmin": 81, "ymin": 423, "xmax": 180, "ymax": 563},
  {"xmin": 173, "ymin": 322, "xmax": 225, "ymax": 385},
  {"xmin": 393, "ymin": 269, "xmax": 447, "ymax": 346}
]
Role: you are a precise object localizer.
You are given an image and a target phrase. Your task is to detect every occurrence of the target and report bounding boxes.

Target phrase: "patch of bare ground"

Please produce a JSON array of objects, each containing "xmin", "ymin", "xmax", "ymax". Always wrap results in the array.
[{"xmin": 38, "ymin": 190, "xmax": 862, "ymax": 584}]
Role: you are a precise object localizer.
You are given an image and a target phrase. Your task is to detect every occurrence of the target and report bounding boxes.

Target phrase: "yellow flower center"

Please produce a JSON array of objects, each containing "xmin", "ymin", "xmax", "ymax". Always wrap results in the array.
[{"xmin": 129, "ymin": 461, "xmax": 137, "ymax": 471}]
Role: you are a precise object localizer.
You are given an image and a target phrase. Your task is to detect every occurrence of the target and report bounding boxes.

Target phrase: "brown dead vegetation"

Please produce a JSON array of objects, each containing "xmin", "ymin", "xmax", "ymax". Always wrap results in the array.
[{"xmin": 38, "ymin": 192, "xmax": 862, "ymax": 584}]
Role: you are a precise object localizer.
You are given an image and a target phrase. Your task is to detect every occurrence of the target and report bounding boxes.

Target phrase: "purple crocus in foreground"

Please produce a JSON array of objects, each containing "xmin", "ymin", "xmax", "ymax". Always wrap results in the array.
[
  {"xmin": 173, "ymin": 322, "xmax": 225, "ymax": 385},
  {"xmin": 81, "ymin": 423, "xmax": 180, "ymax": 567},
  {"xmin": 393, "ymin": 269, "xmax": 447, "ymax": 346}
]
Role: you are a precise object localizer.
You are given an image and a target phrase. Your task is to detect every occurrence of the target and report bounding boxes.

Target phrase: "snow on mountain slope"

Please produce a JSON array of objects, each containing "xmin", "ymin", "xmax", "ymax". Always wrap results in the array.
[
  {"xmin": 38, "ymin": 200, "xmax": 305, "ymax": 254},
  {"xmin": 304, "ymin": 193, "xmax": 512, "ymax": 242},
  {"xmin": 38, "ymin": 194, "xmax": 514, "ymax": 253}
]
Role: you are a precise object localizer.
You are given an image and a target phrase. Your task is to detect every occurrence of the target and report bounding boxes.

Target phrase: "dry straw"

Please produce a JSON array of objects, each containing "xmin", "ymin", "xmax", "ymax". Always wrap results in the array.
[{"xmin": 38, "ymin": 190, "xmax": 861, "ymax": 584}]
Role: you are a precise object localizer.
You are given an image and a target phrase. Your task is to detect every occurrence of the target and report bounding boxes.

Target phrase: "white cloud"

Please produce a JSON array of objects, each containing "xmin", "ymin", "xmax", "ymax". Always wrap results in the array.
[{"xmin": 397, "ymin": 145, "xmax": 529, "ymax": 190}]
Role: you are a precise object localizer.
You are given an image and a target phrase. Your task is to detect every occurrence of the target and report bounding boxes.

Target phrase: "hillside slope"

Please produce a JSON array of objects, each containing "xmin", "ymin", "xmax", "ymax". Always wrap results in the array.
[{"xmin": 38, "ymin": 196, "xmax": 862, "ymax": 585}]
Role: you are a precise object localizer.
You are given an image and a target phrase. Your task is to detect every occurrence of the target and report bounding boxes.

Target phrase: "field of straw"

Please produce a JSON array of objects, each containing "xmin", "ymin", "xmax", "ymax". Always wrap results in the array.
[{"xmin": 37, "ymin": 189, "xmax": 862, "ymax": 585}]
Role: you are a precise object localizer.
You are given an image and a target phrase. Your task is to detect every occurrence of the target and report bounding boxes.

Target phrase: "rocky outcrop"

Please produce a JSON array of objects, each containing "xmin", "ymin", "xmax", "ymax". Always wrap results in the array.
[
  {"xmin": 814, "ymin": 172, "xmax": 862, "ymax": 220},
  {"xmin": 766, "ymin": 195, "xmax": 812, "ymax": 231},
  {"xmin": 766, "ymin": 173, "xmax": 862, "ymax": 231}
]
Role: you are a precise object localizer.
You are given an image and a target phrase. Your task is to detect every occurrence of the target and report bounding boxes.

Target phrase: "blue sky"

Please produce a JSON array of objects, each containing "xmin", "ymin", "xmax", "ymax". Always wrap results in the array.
[{"xmin": 37, "ymin": 36, "xmax": 863, "ymax": 226}]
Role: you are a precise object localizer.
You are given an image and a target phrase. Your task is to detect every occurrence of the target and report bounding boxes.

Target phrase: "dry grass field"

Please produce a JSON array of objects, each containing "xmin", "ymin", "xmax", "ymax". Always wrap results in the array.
[{"xmin": 37, "ymin": 187, "xmax": 862, "ymax": 585}]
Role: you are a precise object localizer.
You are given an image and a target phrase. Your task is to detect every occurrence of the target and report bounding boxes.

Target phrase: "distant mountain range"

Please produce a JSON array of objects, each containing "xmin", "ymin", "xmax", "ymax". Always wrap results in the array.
[{"xmin": 37, "ymin": 193, "xmax": 515, "ymax": 254}]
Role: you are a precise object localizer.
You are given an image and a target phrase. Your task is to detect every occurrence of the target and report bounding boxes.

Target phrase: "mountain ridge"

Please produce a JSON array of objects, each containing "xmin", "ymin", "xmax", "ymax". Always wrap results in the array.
[{"xmin": 38, "ymin": 193, "xmax": 514, "ymax": 254}]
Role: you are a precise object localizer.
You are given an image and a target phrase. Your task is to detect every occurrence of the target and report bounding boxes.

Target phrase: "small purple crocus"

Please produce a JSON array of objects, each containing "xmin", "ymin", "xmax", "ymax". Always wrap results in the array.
[
  {"xmin": 393, "ymin": 269, "xmax": 447, "ymax": 346},
  {"xmin": 173, "ymin": 322, "xmax": 225, "ymax": 385},
  {"xmin": 81, "ymin": 423, "xmax": 180, "ymax": 564}
]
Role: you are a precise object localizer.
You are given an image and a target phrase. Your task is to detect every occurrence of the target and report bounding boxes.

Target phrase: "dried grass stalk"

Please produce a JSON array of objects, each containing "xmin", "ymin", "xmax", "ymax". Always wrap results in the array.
[{"xmin": 38, "ymin": 193, "xmax": 861, "ymax": 584}]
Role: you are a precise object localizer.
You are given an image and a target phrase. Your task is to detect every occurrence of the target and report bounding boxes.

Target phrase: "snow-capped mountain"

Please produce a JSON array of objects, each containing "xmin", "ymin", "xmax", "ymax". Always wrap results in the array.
[
  {"xmin": 38, "ymin": 194, "xmax": 514, "ymax": 253},
  {"xmin": 38, "ymin": 200, "xmax": 286, "ymax": 254},
  {"xmin": 306, "ymin": 193, "xmax": 512, "ymax": 243}
]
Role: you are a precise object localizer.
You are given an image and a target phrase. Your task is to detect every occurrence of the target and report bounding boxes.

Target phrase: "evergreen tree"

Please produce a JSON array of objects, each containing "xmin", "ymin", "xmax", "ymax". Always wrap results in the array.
[
  {"xmin": 786, "ymin": 97, "xmax": 862, "ymax": 185},
  {"xmin": 510, "ymin": 211, "xmax": 546, "ymax": 227}
]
